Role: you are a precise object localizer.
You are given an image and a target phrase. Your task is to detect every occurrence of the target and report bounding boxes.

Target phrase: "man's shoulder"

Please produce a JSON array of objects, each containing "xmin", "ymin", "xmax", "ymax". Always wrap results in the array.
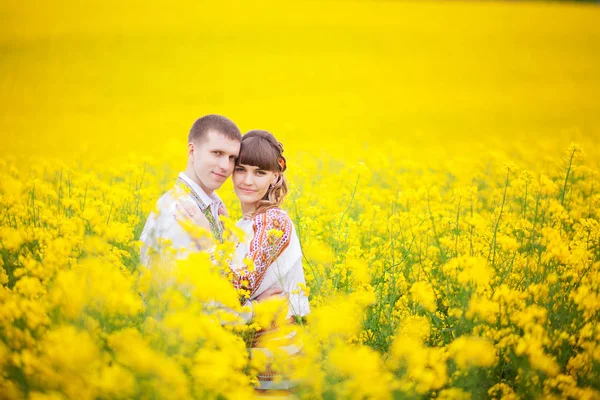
[
  {"xmin": 142, "ymin": 186, "xmax": 196, "ymax": 248},
  {"xmin": 154, "ymin": 186, "xmax": 192, "ymax": 213}
]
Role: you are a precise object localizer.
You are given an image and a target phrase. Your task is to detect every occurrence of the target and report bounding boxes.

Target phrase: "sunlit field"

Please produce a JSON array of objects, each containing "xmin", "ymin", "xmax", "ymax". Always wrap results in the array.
[{"xmin": 1, "ymin": 0, "xmax": 600, "ymax": 398}]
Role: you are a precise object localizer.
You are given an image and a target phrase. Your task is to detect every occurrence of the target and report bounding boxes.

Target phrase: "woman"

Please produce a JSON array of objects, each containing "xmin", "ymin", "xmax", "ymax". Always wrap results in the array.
[
  {"xmin": 179, "ymin": 130, "xmax": 310, "ymax": 391},
  {"xmin": 230, "ymin": 130, "xmax": 309, "ymax": 319}
]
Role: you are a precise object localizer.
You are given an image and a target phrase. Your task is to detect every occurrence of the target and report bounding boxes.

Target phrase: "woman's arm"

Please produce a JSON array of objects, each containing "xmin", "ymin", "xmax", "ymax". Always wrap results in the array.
[{"xmin": 237, "ymin": 208, "xmax": 294, "ymax": 298}]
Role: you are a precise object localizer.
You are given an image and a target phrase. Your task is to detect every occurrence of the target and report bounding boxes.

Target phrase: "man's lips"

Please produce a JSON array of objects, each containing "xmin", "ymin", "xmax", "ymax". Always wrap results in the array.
[{"xmin": 212, "ymin": 172, "xmax": 227, "ymax": 180}]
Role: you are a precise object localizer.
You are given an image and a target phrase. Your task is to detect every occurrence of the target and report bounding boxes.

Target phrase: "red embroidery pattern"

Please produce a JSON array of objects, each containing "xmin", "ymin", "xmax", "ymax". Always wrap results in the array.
[{"xmin": 234, "ymin": 208, "xmax": 292, "ymax": 298}]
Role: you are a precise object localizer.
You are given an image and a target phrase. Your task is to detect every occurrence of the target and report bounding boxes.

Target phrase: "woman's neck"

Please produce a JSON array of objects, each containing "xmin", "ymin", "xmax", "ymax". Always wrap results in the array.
[{"xmin": 241, "ymin": 202, "xmax": 257, "ymax": 216}]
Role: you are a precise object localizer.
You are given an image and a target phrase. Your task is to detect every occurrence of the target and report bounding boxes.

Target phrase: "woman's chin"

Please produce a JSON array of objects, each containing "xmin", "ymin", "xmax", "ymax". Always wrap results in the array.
[{"xmin": 235, "ymin": 193, "xmax": 257, "ymax": 204}]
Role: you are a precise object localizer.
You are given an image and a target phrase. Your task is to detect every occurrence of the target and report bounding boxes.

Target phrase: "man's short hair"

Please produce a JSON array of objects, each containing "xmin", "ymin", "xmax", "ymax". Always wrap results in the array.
[{"xmin": 188, "ymin": 114, "xmax": 242, "ymax": 144}]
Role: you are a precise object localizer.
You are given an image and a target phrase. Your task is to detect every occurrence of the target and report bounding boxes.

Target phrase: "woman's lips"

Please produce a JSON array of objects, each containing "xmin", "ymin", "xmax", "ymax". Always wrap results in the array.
[{"xmin": 239, "ymin": 188, "xmax": 256, "ymax": 195}]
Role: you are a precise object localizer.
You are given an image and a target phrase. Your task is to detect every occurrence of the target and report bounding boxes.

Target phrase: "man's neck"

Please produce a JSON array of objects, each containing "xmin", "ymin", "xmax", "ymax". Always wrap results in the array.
[{"xmin": 182, "ymin": 169, "xmax": 213, "ymax": 196}]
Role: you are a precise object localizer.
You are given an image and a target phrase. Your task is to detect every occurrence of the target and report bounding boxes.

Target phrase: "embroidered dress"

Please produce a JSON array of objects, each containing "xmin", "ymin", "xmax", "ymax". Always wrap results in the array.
[
  {"xmin": 231, "ymin": 208, "xmax": 310, "ymax": 392},
  {"xmin": 140, "ymin": 172, "xmax": 224, "ymax": 266}
]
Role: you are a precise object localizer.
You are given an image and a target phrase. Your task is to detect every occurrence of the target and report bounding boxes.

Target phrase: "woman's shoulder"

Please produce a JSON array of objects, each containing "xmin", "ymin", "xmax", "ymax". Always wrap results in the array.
[
  {"xmin": 265, "ymin": 207, "xmax": 291, "ymax": 220},
  {"xmin": 253, "ymin": 207, "xmax": 293, "ymax": 231}
]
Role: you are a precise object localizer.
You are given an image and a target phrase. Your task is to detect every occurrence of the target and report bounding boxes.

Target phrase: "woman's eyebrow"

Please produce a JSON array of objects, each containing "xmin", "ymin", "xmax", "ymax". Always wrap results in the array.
[{"xmin": 239, "ymin": 164, "xmax": 259, "ymax": 170}]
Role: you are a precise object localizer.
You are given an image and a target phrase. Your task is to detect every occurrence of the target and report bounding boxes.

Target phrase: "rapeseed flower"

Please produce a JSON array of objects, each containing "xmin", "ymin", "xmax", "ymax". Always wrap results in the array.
[{"xmin": 1, "ymin": 2, "xmax": 600, "ymax": 395}]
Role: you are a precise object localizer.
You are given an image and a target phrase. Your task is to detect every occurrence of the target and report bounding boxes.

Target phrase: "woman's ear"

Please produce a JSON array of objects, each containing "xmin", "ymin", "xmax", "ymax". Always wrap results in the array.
[{"xmin": 271, "ymin": 173, "xmax": 281, "ymax": 185}]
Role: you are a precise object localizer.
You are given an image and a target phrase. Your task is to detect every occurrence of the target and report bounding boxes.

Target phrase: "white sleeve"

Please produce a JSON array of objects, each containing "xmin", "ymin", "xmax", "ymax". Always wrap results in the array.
[
  {"xmin": 240, "ymin": 299, "xmax": 254, "ymax": 324},
  {"xmin": 250, "ymin": 247, "xmax": 301, "ymax": 299}
]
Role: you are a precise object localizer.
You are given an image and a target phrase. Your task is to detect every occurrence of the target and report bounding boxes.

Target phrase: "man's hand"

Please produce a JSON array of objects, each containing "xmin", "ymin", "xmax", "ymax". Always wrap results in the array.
[{"xmin": 256, "ymin": 287, "xmax": 284, "ymax": 302}]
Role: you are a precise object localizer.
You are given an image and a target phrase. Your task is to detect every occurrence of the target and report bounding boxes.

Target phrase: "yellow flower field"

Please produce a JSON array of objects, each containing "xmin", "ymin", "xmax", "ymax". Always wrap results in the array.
[{"xmin": 1, "ymin": 0, "xmax": 600, "ymax": 398}]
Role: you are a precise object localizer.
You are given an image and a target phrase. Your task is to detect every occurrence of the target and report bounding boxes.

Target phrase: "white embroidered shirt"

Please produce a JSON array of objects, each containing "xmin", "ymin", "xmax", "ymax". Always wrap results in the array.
[{"xmin": 139, "ymin": 172, "xmax": 224, "ymax": 266}]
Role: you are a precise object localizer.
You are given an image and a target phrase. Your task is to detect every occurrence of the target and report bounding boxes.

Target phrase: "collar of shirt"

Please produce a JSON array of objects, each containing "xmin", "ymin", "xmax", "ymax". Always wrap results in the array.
[{"xmin": 178, "ymin": 172, "xmax": 223, "ymax": 211}]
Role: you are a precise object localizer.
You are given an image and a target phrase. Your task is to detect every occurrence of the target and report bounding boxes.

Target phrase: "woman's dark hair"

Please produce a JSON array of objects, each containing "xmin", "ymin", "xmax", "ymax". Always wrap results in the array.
[{"xmin": 237, "ymin": 130, "xmax": 288, "ymax": 216}]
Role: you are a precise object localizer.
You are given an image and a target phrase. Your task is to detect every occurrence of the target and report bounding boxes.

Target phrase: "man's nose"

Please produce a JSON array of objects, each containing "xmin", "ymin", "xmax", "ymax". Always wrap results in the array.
[{"xmin": 219, "ymin": 156, "xmax": 230, "ymax": 170}]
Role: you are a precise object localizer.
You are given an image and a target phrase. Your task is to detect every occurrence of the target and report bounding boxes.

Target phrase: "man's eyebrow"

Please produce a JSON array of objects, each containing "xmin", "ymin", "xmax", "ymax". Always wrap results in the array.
[{"xmin": 208, "ymin": 147, "xmax": 235, "ymax": 154}]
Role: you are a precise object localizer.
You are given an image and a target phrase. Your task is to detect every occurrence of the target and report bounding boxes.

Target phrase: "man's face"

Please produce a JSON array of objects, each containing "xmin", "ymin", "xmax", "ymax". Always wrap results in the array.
[{"xmin": 189, "ymin": 130, "xmax": 241, "ymax": 194}]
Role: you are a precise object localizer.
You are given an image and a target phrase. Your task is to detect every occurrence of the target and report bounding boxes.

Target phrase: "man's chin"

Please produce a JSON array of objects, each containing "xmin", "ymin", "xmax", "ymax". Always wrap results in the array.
[
  {"xmin": 198, "ymin": 179, "xmax": 222, "ymax": 193},
  {"xmin": 211, "ymin": 173, "xmax": 229, "ymax": 183},
  {"xmin": 209, "ymin": 179, "xmax": 227, "ymax": 191}
]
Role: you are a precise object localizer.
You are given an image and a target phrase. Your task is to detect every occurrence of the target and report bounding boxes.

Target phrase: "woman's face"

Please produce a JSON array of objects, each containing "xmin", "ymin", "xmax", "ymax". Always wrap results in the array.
[{"xmin": 233, "ymin": 164, "xmax": 279, "ymax": 208}]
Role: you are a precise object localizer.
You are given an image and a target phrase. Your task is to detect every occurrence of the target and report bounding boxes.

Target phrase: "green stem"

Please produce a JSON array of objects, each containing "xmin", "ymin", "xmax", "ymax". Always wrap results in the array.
[
  {"xmin": 454, "ymin": 195, "xmax": 462, "ymax": 258},
  {"xmin": 427, "ymin": 192, "xmax": 447, "ymax": 264},
  {"xmin": 560, "ymin": 148, "xmax": 576, "ymax": 206},
  {"xmin": 488, "ymin": 169, "xmax": 510, "ymax": 268}
]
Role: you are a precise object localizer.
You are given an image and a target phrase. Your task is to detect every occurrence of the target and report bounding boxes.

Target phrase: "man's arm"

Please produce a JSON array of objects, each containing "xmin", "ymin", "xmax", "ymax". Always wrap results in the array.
[{"xmin": 152, "ymin": 197, "xmax": 199, "ymax": 258}]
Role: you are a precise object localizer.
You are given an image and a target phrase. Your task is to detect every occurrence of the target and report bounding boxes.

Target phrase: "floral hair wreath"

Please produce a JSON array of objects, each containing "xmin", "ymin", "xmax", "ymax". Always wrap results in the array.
[{"xmin": 276, "ymin": 141, "xmax": 286, "ymax": 171}]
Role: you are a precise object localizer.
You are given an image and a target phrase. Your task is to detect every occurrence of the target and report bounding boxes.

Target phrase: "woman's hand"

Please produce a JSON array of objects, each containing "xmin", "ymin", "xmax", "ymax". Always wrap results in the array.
[
  {"xmin": 218, "ymin": 203, "xmax": 229, "ymax": 218},
  {"xmin": 255, "ymin": 287, "xmax": 284, "ymax": 302},
  {"xmin": 174, "ymin": 200, "xmax": 214, "ymax": 249},
  {"xmin": 174, "ymin": 199, "xmax": 211, "ymax": 230}
]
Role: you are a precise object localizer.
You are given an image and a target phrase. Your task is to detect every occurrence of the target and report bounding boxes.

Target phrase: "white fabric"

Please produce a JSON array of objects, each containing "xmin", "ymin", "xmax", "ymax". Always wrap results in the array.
[
  {"xmin": 139, "ymin": 172, "xmax": 223, "ymax": 266},
  {"xmin": 233, "ymin": 218, "xmax": 310, "ymax": 319},
  {"xmin": 177, "ymin": 172, "xmax": 223, "ymax": 221}
]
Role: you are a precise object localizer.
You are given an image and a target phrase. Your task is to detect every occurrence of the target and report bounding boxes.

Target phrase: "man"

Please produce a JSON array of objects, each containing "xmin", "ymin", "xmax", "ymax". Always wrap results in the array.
[
  {"xmin": 140, "ymin": 114, "xmax": 280, "ymax": 318},
  {"xmin": 140, "ymin": 114, "xmax": 242, "ymax": 265}
]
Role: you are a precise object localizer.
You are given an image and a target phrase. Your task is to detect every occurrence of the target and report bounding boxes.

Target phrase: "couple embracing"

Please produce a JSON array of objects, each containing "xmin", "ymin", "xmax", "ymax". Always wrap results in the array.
[{"xmin": 139, "ymin": 114, "xmax": 309, "ymax": 391}]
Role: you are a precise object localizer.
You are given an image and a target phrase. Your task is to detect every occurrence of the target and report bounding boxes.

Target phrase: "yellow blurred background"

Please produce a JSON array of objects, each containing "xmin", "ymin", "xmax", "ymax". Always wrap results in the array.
[{"xmin": 1, "ymin": 0, "xmax": 599, "ymax": 164}]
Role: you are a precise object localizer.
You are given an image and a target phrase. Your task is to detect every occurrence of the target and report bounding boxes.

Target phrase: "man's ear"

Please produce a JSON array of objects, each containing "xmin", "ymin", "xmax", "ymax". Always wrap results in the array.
[{"xmin": 187, "ymin": 142, "xmax": 194, "ymax": 158}]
